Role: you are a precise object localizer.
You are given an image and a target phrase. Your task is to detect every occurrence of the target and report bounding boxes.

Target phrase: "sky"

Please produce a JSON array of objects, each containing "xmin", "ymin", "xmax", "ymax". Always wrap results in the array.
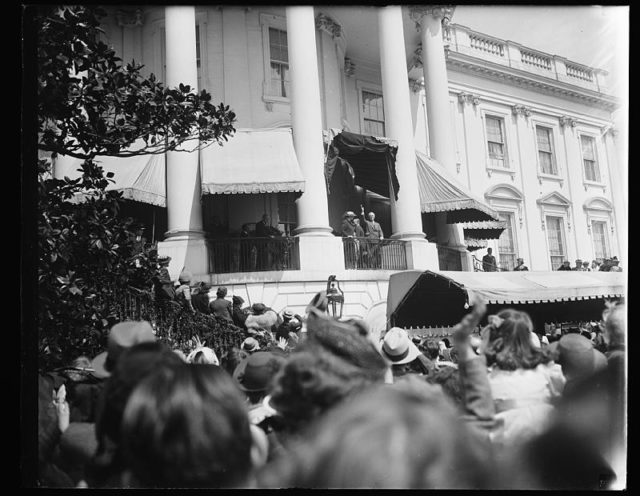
[{"xmin": 452, "ymin": 6, "xmax": 629, "ymax": 101}]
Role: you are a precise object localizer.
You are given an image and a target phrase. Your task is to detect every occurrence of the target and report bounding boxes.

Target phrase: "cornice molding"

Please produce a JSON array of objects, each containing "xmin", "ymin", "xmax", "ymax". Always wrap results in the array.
[{"xmin": 446, "ymin": 51, "xmax": 619, "ymax": 112}]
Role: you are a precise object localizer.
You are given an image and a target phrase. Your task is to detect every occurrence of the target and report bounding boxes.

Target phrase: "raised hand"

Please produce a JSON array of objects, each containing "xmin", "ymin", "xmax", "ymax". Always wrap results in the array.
[
  {"xmin": 452, "ymin": 294, "xmax": 486, "ymax": 359},
  {"xmin": 52, "ymin": 384, "xmax": 70, "ymax": 433}
]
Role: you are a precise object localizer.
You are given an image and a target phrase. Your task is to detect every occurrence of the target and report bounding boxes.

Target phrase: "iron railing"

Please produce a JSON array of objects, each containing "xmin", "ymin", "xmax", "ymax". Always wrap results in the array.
[
  {"xmin": 343, "ymin": 237, "xmax": 407, "ymax": 270},
  {"xmin": 472, "ymin": 255, "xmax": 508, "ymax": 272},
  {"xmin": 208, "ymin": 236, "xmax": 300, "ymax": 274}
]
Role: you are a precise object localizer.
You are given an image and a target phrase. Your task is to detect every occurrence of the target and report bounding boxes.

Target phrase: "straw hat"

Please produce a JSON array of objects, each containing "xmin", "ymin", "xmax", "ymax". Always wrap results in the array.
[{"xmin": 379, "ymin": 327, "xmax": 421, "ymax": 365}]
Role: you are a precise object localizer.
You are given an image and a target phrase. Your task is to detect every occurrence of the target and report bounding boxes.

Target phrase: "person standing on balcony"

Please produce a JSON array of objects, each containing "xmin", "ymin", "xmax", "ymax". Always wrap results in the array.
[
  {"xmin": 557, "ymin": 260, "xmax": 572, "ymax": 271},
  {"xmin": 209, "ymin": 286, "xmax": 233, "ymax": 322},
  {"xmin": 255, "ymin": 214, "xmax": 283, "ymax": 270},
  {"xmin": 482, "ymin": 248, "xmax": 497, "ymax": 272},
  {"xmin": 341, "ymin": 211, "xmax": 358, "ymax": 268},
  {"xmin": 353, "ymin": 218, "xmax": 367, "ymax": 269},
  {"xmin": 360, "ymin": 205, "xmax": 383, "ymax": 269},
  {"xmin": 513, "ymin": 258, "xmax": 529, "ymax": 271}
]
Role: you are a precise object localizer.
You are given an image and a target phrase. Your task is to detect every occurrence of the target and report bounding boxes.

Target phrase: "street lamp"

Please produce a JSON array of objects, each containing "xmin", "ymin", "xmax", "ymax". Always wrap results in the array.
[{"xmin": 326, "ymin": 275, "xmax": 344, "ymax": 319}]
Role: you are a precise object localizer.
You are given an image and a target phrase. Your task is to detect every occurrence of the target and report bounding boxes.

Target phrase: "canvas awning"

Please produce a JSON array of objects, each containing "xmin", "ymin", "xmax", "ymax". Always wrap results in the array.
[
  {"xmin": 52, "ymin": 145, "xmax": 166, "ymax": 207},
  {"xmin": 200, "ymin": 128, "xmax": 305, "ymax": 195},
  {"xmin": 461, "ymin": 220, "xmax": 508, "ymax": 240},
  {"xmin": 416, "ymin": 151, "xmax": 501, "ymax": 224},
  {"xmin": 387, "ymin": 270, "xmax": 626, "ymax": 328},
  {"xmin": 465, "ymin": 237, "xmax": 488, "ymax": 251},
  {"xmin": 324, "ymin": 130, "xmax": 400, "ymax": 200}
]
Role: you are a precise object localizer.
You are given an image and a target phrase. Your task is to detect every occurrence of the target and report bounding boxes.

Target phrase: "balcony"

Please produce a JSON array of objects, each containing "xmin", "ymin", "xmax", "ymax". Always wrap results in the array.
[
  {"xmin": 207, "ymin": 237, "xmax": 300, "ymax": 274},
  {"xmin": 445, "ymin": 23, "xmax": 608, "ymax": 94},
  {"xmin": 342, "ymin": 238, "xmax": 407, "ymax": 270}
]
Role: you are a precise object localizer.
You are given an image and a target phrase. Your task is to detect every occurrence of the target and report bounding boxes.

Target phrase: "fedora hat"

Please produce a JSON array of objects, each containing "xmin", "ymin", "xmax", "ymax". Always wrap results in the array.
[
  {"xmin": 233, "ymin": 352, "xmax": 286, "ymax": 393},
  {"xmin": 90, "ymin": 321, "xmax": 156, "ymax": 379},
  {"xmin": 186, "ymin": 346, "xmax": 220, "ymax": 365},
  {"xmin": 380, "ymin": 327, "xmax": 421, "ymax": 365},
  {"xmin": 241, "ymin": 337, "xmax": 261, "ymax": 352}
]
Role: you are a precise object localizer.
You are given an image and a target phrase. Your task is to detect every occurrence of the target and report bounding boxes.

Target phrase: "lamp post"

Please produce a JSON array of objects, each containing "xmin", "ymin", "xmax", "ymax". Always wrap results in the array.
[{"xmin": 326, "ymin": 275, "xmax": 344, "ymax": 319}]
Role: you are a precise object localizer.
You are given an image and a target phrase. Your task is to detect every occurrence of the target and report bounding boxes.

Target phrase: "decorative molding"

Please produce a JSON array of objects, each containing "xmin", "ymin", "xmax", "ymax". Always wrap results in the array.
[
  {"xmin": 602, "ymin": 125, "xmax": 619, "ymax": 138},
  {"xmin": 409, "ymin": 6, "xmax": 456, "ymax": 31},
  {"xmin": 344, "ymin": 57, "xmax": 356, "ymax": 78},
  {"xmin": 511, "ymin": 104, "xmax": 532, "ymax": 117},
  {"xmin": 116, "ymin": 9, "xmax": 143, "ymax": 27},
  {"xmin": 559, "ymin": 115, "xmax": 578, "ymax": 128},
  {"xmin": 315, "ymin": 13, "xmax": 342, "ymax": 39},
  {"xmin": 458, "ymin": 92, "xmax": 480, "ymax": 106}
]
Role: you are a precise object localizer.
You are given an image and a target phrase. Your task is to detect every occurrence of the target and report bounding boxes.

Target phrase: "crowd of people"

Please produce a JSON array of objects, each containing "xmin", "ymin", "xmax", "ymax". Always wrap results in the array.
[
  {"xmin": 37, "ymin": 287, "xmax": 626, "ymax": 489},
  {"xmin": 480, "ymin": 249, "xmax": 623, "ymax": 273}
]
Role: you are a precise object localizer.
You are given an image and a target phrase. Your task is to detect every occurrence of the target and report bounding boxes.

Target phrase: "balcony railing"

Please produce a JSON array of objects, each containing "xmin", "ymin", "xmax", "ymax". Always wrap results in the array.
[
  {"xmin": 208, "ymin": 237, "xmax": 300, "ymax": 274},
  {"xmin": 521, "ymin": 50, "xmax": 552, "ymax": 70},
  {"xmin": 343, "ymin": 237, "xmax": 407, "ymax": 270},
  {"xmin": 469, "ymin": 33, "xmax": 505, "ymax": 57},
  {"xmin": 565, "ymin": 63, "xmax": 593, "ymax": 82},
  {"xmin": 438, "ymin": 245, "xmax": 463, "ymax": 271}
]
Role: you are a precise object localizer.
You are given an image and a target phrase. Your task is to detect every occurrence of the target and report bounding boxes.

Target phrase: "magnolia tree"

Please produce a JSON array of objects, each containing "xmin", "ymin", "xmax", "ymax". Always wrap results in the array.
[{"xmin": 36, "ymin": 5, "xmax": 236, "ymax": 369}]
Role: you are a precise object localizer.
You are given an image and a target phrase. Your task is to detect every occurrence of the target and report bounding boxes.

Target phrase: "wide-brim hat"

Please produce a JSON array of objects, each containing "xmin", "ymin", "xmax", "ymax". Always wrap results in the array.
[
  {"xmin": 186, "ymin": 346, "xmax": 220, "ymax": 365},
  {"xmin": 343, "ymin": 211, "xmax": 356, "ymax": 218},
  {"xmin": 233, "ymin": 352, "xmax": 286, "ymax": 393},
  {"xmin": 233, "ymin": 295, "xmax": 245, "ymax": 305},
  {"xmin": 380, "ymin": 327, "xmax": 421, "ymax": 365},
  {"xmin": 90, "ymin": 321, "xmax": 156, "ymax": 379},
  {"xmin": 252, "ymin": 303, "xmax": 266, "ymax": 314},
  {"xmin": 283, "ymin": 310, "xmax": 293, "ymax": 320},
  {"xmin": 241, "ymin": 337, "xmax": 261, "ymax": 352}
]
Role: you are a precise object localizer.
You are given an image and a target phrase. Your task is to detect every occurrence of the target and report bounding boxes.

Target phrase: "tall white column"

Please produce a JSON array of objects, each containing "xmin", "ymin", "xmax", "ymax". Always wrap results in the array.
[
  {"xmin": 603, "ymin": 128, "xmax": 627, "ymax": 264},
  {"xmin": 411, "ymin": 6, "xmax": 467, "ymax": 269},
  {"xmin": 158, "ymin": 6, "xmax": 208, "ymax": 278},
  {"xmin": 378, "ymin": 6, "xmax": 426, "ymax": 240},
  {"xmin": 286, "ymin": 6, "xmax": 333, "ymax": 237},
  {"xmin": 378, "ymin": 6, "xmax": 437, "ymax": 270}
]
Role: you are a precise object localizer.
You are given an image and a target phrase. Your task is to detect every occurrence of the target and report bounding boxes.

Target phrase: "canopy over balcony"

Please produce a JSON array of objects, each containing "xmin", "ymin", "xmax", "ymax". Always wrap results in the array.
[
  {"xmin": 387, "ymin": 270, "xmax": 625, "ymax": 328},
  {"xmin": 416, "ymin": 151, "xmax": 501, "ymax": 224},
  {"xmin": 460, "ymin": 220, "xmax": 508, "ymax": 240},
  {"xmin": 52, "ymin": 144, "xmax": 166, "ymax": 207},
  {"xmin": 200, "ymin": 128, "xmax": 305, "ymax": 195}
]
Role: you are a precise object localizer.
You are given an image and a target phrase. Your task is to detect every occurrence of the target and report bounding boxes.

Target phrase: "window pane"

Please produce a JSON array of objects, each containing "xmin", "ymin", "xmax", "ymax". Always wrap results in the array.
[
  {"xmin": 539, "ymin": 151, "xmax": 555, "ymax": 174},
  {"xmin": 592, "ymin": 221, "xmax": 609, "ymax": 259},
  {"xmin": 486, "ymin": 117, "xmax": 504, "ymax": 143},
  {"xmin": 498, "ymin": 212, "xmax": 516, "ymax": 270},
  {"xmin": 488, "ymin": 142, "xmax": 504, "ymax": 158},
  {"xmin": 581, "ymin": 136, "xmax": 595, "ymax": 160},
  {"xmin": 546, "ymin": 216, "xmax": 565, "ymax": 269},
  {"xmin": 536, "ymin": 127, "xmax": 552, "ymax": 152}
]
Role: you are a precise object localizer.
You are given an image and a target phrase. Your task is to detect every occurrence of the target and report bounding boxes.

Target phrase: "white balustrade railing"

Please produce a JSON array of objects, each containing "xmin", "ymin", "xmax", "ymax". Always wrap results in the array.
[
  {"xmin": 566, "ymin": 63, "xmax": 593, "ymax": 82},
  {"xmin": 469, "ymin": 34, "xmax": 504, "ymax": 57},
  {"xmin": 521, "ymin": 50, "xmax": 552, "ymax": 70}
]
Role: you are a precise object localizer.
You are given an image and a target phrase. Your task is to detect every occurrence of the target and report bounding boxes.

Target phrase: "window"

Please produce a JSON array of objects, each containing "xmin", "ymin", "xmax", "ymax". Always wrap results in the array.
[
  {"xmin": 267, "ymin": 27, "xmax": 290, "ymax": 98},
  {"xmin": 497, "ymin": 212, "xmax": 517, "ymax": 270},
  {"xmin": 591, "ymin": 220, "xmax": 610, "ymax": 261},
  {"xmin": 546, "ymin": 216, "xmax": 566, "ymax": 270},
  {"xmin": 485, "ymin": 116, "xmax": 508, "ymax": 169},
  {"xmin": 581, "ymin": 135, "xmax": 601, "ymax": 182},
  {"xmin": 361, "ymin": 90, "xmax": 385, "ymax": 136},
  {"xmin": 536, "ymin": 126, "xmax": 557, "ymax": 175}
]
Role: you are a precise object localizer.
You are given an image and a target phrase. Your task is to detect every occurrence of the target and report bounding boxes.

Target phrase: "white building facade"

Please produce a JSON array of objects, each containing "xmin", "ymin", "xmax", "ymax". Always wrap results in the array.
[{"xmin": 78, "ymin": 5, "xmax": 624, "ymax": 329}]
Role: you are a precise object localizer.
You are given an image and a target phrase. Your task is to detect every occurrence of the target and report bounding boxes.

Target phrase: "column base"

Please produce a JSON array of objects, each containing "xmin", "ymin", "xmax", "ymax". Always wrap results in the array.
[
  {"xmin": 404, "ymin": 238, "xmax": 439, "ymax": 271},
  {"xmin": 390, "ymin": 231, "xmax": 427, "ymax": 241},
  {"xmin": 163, "ymin": 229, "xmax": 207, "ymax": 241},
  {"xmin": 294, "ymin": 225, "xmax": 335, "ymax": 236},
  {"xmin": 157, "ymin": 235, "xmax": 209, "ymax": 281},
  {"xmin": 297, "ymin": 235, "xmax": 345, "ymax": 272}
]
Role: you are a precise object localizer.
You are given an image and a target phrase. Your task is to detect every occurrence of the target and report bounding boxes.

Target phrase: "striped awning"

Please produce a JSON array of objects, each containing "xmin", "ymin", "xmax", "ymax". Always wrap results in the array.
[
  {"xmin": 200, "ymin": 128, "xmax": 305, "ymax": 195},
  {"xmin": 416, "ymin": 151, "xmax": 501, "ymax": 223},
  {"xmin": 461, "ymin": 220, "xmax": 508, "ymax": 240}
]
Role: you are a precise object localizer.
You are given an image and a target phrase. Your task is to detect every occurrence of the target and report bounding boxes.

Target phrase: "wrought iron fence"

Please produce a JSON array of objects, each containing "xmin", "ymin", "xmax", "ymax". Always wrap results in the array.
[
  {"xmin": 208, "ymin": 237, "xmax": 300, "ymax": 274},
  {"xmin": 343, "ymin": 237, "xmax": 407, "ymax": 270}
]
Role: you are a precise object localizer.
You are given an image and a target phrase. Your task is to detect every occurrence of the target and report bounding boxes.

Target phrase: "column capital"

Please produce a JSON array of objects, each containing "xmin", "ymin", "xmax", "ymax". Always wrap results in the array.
[
  {"xmin": 315, "ymin": 13, "xmax": 343, "ymax": 39},
  {"xmin": 458, "ymin": 92, "xmax": 480, "ymax": 106},
  {"xmin": 511, "ymin": 104, "xmax": 532, "ymax": 117},
  {"xmin": 602, "ymin": 124, "xmax": 618, "ymax": 138},
  {"xmin": 116, "ymin": 8, "xmax": 143, "ymax": 27},
  {"xmin": 559, "ymin": 115, "xmax": 577, "ymax": 128},
  {"xmin": 409, "ymin": 5, "xmax": 455, "ymax": 31},
  {"xmin": 409, "ymin": 78, "xmax": 424, "ymax": 93},
  {"xmin": 344, "ymin": 57, "xmax": 356, "ymax": 78}
]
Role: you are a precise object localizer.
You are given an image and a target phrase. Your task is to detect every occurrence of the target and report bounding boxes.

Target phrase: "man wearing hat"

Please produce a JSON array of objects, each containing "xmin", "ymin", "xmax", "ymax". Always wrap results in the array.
[
  {"xmin": 192, "ymin": 281, "xmax": 213, "ymax": 314},
  {"xmin": 152, "ymin": 255, "xmax": 175, "ymax": 301},
  {"xmin": 232, "ymin": 295, "xmax": 249, "ymax": 329},
  {"xmin": 513, "ymin": 257, "xmax": 529, "ymax": 271},
  {"xmin": 341, "ymin": 210, "xmax": 357, "ymax": 237},
  {"xmin": 379, "ymin": 327, "xmax": 428, "ymax": 380},
  {"xmin": 548, "ymin": 333, "xmax": 607, "ymax": 394},
  {"xmin": 209, "ymin": 286, "xmax": 233, "ymax": 322},
  {"xmin": 573, "ymin": 259, "xmax": 584, "ymax": 271}
]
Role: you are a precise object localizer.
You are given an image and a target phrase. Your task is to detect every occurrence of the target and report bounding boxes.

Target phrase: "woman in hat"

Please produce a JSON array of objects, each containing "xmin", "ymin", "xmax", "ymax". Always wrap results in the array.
[{"xmin": 379, "ymin": 328, "xmax": 431, "ymax": 380}]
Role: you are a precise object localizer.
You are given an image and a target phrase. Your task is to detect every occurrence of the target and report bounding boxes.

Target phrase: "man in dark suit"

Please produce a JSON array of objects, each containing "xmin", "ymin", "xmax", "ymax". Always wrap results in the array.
[{"xmin": 482, "ymin": 248, "xmax": 497, "ymax": 272}]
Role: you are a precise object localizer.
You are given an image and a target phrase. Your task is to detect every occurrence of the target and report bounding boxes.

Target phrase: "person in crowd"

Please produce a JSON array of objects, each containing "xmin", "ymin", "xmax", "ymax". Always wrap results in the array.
[
  {"xmin": 557, "ymin": 260, "xmax": 572, "ymax": 271},
  {"xmin": 233, "ymin": 352, "xmax": 288, "ymax": 458},
  {"xmin": 379, "ymin": 327, "xmax": 432, "ymax": 380},
  {"xmin": 245, "ymin": 303, "xmax": 281, "ymax": 337},
  {"xmin": 479, "ymin": 309, "xmax": 564, "ymax": 449},
  {"xmin": 151, "ymin": 255, "xmax": 175, "ymax": 302},
  {"xmin": 582, "ymin": 260, "xmax": 591, "ymax": 271},
  {"xmin": 591, "ymin": 259, "xmax": 601, "ymax": 271},
  {"xmin": 174, "ymin": 267, "xmax": 195, "ymax": 312},
  {"xmin": 513, "ymin": 257, "xmax": 529, "ymax": 271},
  {"xmin": 191, "ymin": 282, "xmax": 212, "ymax": 314},
  {"xmin": 602, "ymin": 302, "xmax": 625, "ymax": 363},
  {"xmin": 121, "ymin": 363, "xmax": 264, "ymax": 488},
  {"xmin": 241, "ymin": 337, "xmax": 261, "ymax": 354},
  {"xmin": 258, "ymin": 376, "xmax": 494, "ymax": 489},
  {"xmin": 572, "ymin": 259, "xmax": 583, "ymax": 271},
  {"xmin": 482, "ymin": 248, "xmax": 497, "ymax": 272},
  {"xmin": 84, "ymin": 342, "xmax": 184, "ymax": 488},
  {"xmin": 267, "ymin": 295, "xmax": 388, "ymax": 438},
  {"xmin": 609, "ymin": 256, "xmax": 622, "ymax": 272},
  {"xmin": 209, "ymin": 286, "xmax": 233, "ymax": 322},
  {"xmin": 187, "ymin": 346, "xmax": 220, "ymax": 366},
  {"xmin": 599, "ymin": 258, "xmax": 612, "ymax": 271},
  {"xmin": 232, "ymin": 295, "xmax": 250, "ymax": 329},
  {"xmin": 221, "ymin": 347, "xmax": 249, "ymax": 376},
  {"xmin": 38, "ymin": 377, "xmax": 72, "ymax": 487},
  {"xmin": 275, "ymin": 310, "xmax": 303, "ymax": 350}
]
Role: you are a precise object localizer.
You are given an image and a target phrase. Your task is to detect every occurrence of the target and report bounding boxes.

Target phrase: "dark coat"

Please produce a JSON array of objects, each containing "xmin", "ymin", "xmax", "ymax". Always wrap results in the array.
[
  {"xmin": 209, "ymin": 297, "xmax": 233, "ymax": 321},
  {"xmin": 341, "ymin": 218, "xmax": 355, "ymax": 237}
]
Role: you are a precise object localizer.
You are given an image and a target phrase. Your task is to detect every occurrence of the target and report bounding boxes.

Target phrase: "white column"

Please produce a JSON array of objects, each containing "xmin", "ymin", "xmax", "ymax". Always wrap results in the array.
[
  {"xmin": 603, "ymin": 128, "xmax": 627, "ymax": 263},
  {"xmin": 411, "ymin": 6, "xmax": 466, "ymax": 269},
  {"xmin": 378, "ymin": 6, "xmax": 436, "ymax": 270},
  {"xmin": 158, "ymin": 6, "xmax": 208, "ymax": 279},
  {"xmin": 286, "ymin": 6, "xmax": 333, "ymax": 237}
]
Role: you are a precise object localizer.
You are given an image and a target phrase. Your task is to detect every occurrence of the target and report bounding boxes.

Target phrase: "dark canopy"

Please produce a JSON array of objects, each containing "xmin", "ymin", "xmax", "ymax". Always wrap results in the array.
[{"xmin": 325, "ymin": 131, "xmax": 400, "ymax": 200}]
